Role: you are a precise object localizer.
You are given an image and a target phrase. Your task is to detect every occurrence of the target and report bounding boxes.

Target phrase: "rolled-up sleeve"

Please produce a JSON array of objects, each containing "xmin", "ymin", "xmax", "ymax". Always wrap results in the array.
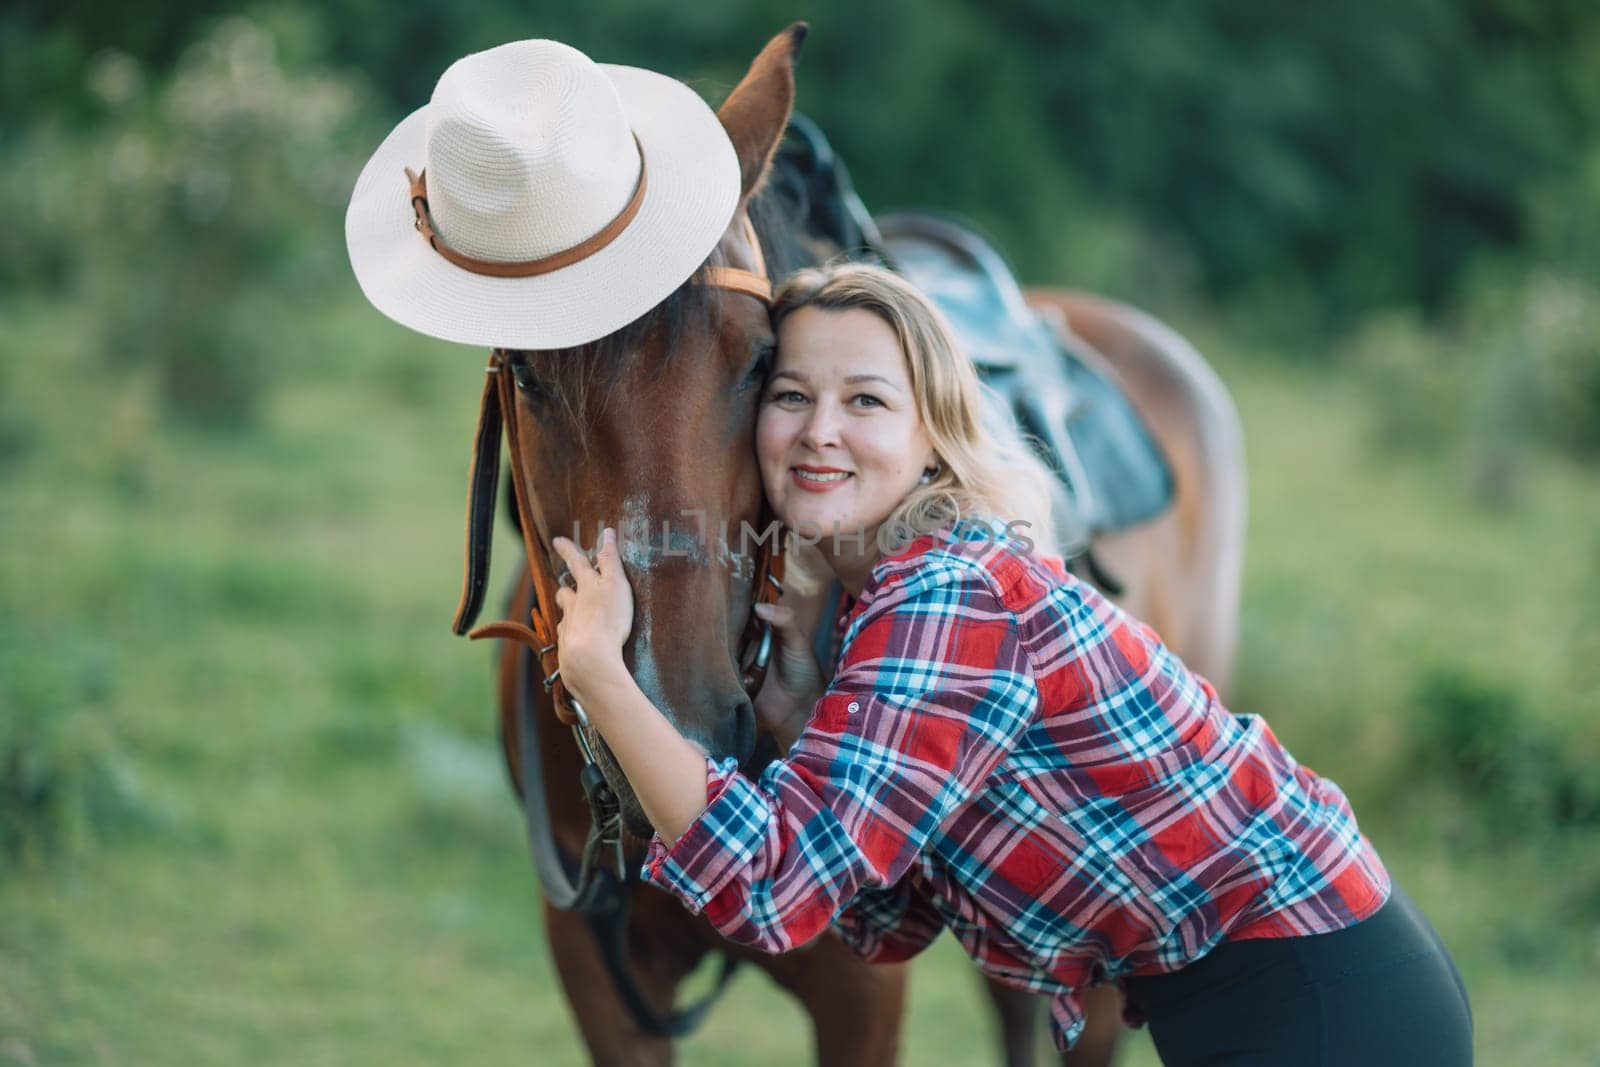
[{"xmin": 643, "ymin": 563, "xmax": 1037, "ymax": 956}]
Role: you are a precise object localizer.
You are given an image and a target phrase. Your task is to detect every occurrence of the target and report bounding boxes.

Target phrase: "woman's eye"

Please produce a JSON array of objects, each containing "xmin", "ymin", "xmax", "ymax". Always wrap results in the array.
[
  {"xmin": 851, "ymin": 393, "xmax": 884, "ymax": 408},
  {"xmin": 765, "ymin": 388, "xmax": 808, "ymax": 405}
]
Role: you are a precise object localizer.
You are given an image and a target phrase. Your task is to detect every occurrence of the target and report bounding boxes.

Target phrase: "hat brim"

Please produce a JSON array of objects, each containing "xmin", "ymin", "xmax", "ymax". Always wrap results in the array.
[{"xmin": 345, "ymin": 64, "xmax": 740, "ymax": 351}]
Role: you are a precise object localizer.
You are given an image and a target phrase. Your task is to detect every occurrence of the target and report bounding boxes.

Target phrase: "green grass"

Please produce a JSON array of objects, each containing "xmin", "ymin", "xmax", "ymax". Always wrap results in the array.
[{"xmin": 2, "ymin": 296, "xmax": 1597, "ymax": 1064}]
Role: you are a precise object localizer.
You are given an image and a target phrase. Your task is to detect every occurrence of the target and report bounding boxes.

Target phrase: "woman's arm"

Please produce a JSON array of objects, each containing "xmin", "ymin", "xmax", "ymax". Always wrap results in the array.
[
  {"xmin": 645, "ymin": 564, "xmax": 1037, "ymax": 954},
  {"xmin": 553, "ymin": 531, "xmax": 1036, "ymax": 957},
  {"xmin": 552, "ymin": 529, "xmax": 826, "ymax": 836},
  {"xmin": 549, "ymin": 530, "xmax": 709, "ymax": 845},
  {"xmin": 750, "ymin": 597, "xmax": 826, "ymax": 751},
  {"xmin": 567, "ymin": 667, "xmax": 714, "ymax": 846}
]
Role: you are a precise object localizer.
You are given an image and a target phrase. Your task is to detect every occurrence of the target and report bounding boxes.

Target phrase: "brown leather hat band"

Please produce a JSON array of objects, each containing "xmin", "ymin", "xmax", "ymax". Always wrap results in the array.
[{"xmin": 405, "ymin": 137, "xmax": 648, "ymax": 279}]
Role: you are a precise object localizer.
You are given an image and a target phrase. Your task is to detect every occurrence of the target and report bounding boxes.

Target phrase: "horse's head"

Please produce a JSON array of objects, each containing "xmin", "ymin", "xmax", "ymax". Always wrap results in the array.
[{"xmin": 496, "ymin": 26, "xmax": 806, "ymax": 836}]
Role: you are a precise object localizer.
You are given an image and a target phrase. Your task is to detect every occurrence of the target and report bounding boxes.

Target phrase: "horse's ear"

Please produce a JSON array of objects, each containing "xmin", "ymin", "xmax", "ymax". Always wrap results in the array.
[{"xmin": 718, "ymin": 22, "xmax": 807, "ymax": 206}]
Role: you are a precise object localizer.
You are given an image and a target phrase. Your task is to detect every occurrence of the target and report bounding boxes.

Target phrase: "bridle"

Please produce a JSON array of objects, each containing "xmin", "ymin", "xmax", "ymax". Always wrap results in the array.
[{"xmin": 446, "ymin": 213, "xmax": 785, "ymax": 914}]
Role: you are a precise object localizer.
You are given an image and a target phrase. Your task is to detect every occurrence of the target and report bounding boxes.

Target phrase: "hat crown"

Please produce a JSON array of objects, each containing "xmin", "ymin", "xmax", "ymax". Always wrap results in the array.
[{"xmin": 422, "ymin": 40, "xmax": 640, "ymax": 263}]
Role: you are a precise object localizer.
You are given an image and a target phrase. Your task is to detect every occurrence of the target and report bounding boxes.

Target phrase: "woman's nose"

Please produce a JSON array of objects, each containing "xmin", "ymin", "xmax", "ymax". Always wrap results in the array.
[{"xmin": 799, "ymin": 401, "xmax": 841, "ymax": 450}]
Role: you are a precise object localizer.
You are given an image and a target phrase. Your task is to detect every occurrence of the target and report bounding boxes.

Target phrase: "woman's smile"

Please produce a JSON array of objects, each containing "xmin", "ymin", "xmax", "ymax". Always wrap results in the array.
[{"xmin": 791, "ymin": 464, "xmax": 853, "ymax": 492}]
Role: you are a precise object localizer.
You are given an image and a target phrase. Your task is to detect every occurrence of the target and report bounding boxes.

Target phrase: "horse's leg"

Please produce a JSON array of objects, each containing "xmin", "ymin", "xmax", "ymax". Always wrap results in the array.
[
  {"xmin": 542, "ymin": 901, "xmax": 675, "ymax": 1066},
  {"xmin": 1023, "ymin": 288, "xmax": 1247, "ymax": 696},
  {"xmin": 748, "ymin": 935, "xmax": 909, "ymax": 1066},
  {"xmin": 1064, "ymin": 985, "xmax": 1124, "ymax": 1067},
  {"xmin": 549, "ymin": 885, "xmax": 908, "ymax": 1067},
  {"xmin": 513, "ymin": 709, "xmax": 686, "ymax": 1064},
  {"xmin": 982, "ymin": 981, "xmax": 1042, "ymax": 1067}
]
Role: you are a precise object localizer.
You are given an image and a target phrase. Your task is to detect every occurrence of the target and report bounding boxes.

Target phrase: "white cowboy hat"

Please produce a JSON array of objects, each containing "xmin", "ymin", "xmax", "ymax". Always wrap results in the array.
[{"xmin": 345, "ymin": 39, "xmax": 740, "ymax": 351}]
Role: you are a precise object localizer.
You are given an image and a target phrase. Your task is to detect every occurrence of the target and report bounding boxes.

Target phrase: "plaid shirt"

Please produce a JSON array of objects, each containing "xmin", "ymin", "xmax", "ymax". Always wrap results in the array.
[{"xmin": 644, "ymin": 527, "xmax": 1389, "ymax": 1050}]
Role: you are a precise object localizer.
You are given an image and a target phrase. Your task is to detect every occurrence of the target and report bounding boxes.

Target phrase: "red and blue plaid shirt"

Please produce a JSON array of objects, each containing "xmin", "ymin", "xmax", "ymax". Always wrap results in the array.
[{"xmin": 644, "ymin": 526, "xmax": 1389, "ymax": 1050}]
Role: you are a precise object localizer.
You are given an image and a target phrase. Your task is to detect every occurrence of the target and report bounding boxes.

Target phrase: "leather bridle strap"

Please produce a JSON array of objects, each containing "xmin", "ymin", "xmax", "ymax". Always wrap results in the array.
[
  {"xmin": 468, "ymin": 350, "xmax": 586, "ymax": 725},
  {"xmin": 451, "ymin": 362, "xmax": 504, "ymax": 636},
  {"xmin": 701, "ymin": 215, "xmax": 772, "ymax": 305},
  {"xmin": 471, "ymin": 350, "xmax": 629, "ymax": 913}
]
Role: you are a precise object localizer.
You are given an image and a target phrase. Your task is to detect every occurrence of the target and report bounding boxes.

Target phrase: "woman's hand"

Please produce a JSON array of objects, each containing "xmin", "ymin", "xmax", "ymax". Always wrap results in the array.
[
  {"xmin": 751, "ymin": 600, "xmax": 825, "ymax": 749},
  {"xmin": 551, "ymin": 527, "xmax": 634, "ymax": 707}
]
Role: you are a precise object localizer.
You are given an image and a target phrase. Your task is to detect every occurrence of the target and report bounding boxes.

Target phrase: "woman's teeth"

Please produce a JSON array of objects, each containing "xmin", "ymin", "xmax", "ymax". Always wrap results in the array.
[{"xmin": 796, "ymin": 470, "xmax": 850, "ymax": 483}]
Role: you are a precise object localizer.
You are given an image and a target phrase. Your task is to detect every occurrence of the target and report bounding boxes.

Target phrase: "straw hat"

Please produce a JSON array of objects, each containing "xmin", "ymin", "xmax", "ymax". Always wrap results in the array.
[{"xmin": 345, "ymin": 39, "xmax": 741, "ymax": 350}]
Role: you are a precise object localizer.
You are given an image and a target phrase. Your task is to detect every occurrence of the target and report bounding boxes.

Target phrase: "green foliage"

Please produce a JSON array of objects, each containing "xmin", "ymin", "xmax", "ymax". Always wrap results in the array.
[
  {"xmin": 10, "ymin": 0, "xmax": 1600, "ymax": 327},
  {"xmin": 4, "ymin": 16, "xmax": 379, "ymax": 426},
  {"xmin": 1406, "ymin": 668, "xmax": 1600, "ymax": 839},
  {"xmin": 1346, "ymin": 310, "xmax": 1474, "ymax": 455},
  {"xmin": 0, "ymin": 627, "xmax": 152, "ymax": 871},
  {"xmin": 1347, "ymin": 152, "xmax": 1600, "ymax": 488}
]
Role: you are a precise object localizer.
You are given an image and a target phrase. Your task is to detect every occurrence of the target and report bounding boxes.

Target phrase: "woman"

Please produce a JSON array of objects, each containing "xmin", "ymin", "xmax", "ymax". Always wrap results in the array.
[{"xmin": 550, "ymin": 263, "xmax": 1473, "ymax": 1064}]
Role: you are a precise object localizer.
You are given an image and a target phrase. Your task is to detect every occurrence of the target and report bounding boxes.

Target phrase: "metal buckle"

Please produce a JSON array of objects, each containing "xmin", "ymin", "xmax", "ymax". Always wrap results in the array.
[
  {"xmin": 743, "ymin": 622, "xmax": 773, "ymax": 675},
  {"xmin": 567, "ymin": 697, "xmax": 594, "ymax": 739}
]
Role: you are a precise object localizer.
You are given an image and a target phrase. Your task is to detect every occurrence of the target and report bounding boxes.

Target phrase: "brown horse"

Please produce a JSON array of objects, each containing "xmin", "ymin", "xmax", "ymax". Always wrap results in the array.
[{"xmin": 472, "ymin": 25, "xmax": 1245, "ymax": 1067}]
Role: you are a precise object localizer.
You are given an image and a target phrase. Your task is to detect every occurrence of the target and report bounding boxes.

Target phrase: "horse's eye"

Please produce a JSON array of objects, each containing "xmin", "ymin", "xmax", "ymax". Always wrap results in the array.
[
  {"xmin": 738, "ymin": 342, "xmax": 774, "ymax": 393},
  {"xmin": 508, "ymin": 359, "xmax": 546, "ymax": 400}
]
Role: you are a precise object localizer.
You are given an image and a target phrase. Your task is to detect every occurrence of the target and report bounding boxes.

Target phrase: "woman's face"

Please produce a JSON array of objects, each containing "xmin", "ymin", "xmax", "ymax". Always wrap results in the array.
[{"xmin": 757, "ymin": 305, "xmax": 937, "ymax": 543}]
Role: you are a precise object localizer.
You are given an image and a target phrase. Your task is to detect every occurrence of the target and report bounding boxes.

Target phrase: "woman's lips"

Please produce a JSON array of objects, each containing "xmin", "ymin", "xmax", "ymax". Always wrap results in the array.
[{"xmin": 791, "ymin": 467, "xmax": 852, "ymax": 493}]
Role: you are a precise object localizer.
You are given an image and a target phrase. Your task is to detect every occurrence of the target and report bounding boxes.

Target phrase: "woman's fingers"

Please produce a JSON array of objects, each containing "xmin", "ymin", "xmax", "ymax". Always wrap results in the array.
[
  {"xmin": 754, "ymin": 602, "xmax": 808, "ymax": 649},
  {"xmin": 554, "ymin": 586, "xmax": 574, "ymax": 613},
  {"xmin": 554, "ymin": 529, "xmax": 621, "ymax": 586},
  {"xmin": 551, "ymin": 536, "xmax": 594, "ymax": 587},
  {"xmin": 593, "ymin": 526, "xmax": 621, "ymax": 579}
]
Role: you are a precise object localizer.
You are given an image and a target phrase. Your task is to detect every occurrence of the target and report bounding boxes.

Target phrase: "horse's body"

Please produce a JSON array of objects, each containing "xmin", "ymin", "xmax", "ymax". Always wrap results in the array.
[{"xmin": 477, "ymin": 26, "xmax": 1245, "ymax": 1067}]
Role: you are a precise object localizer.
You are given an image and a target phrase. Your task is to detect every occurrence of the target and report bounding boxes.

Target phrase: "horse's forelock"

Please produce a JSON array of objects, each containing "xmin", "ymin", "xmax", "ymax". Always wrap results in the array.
[
  {"xmin": 504, "ymin": 272, "xmax": 715, "ymax": 439},
  {"xmin": 509, "ymin": 181, "xmax": 808, "ymax": 439}
]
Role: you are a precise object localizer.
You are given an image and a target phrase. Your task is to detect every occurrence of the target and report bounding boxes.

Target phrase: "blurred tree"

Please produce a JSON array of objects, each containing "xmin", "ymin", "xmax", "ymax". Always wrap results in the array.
[
  {"xmin": 3, "ymin": 15, "xmax": 378, "ymax": 424},
  {"xmin": 5, "ymin": 0, "xmax": 1599, "ymax": 337}
]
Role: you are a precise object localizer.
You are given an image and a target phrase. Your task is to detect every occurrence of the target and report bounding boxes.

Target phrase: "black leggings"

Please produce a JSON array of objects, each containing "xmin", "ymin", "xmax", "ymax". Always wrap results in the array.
[{"xmin": 1122, "ymin": 883, "xmax": 1473, "ymax": 1066}]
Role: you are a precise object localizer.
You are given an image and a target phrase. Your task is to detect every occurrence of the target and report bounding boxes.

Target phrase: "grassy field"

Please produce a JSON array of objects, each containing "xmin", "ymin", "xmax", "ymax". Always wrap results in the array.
[{"xmin": 2, "ymin": 295, "xmax": 1597, "ymax": 1065}]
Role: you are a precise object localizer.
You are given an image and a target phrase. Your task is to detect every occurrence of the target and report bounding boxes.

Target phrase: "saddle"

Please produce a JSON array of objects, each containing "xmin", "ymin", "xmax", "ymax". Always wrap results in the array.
[{"xmin": 777, "ymin": 116, "xmax": 1174, "ymax": 546}]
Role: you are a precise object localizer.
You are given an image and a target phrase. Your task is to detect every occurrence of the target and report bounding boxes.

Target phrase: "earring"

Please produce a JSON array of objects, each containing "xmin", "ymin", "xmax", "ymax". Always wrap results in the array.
[{"xmin": 920, "ymin": 462, "xmax": 941, "ymax": 485}]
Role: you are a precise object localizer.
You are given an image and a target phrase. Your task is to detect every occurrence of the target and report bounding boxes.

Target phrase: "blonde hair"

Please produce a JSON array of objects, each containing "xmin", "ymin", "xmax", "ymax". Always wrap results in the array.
[{"xmin": 770, "ymin": 262, "xmax": 1079, "ymax": 568}]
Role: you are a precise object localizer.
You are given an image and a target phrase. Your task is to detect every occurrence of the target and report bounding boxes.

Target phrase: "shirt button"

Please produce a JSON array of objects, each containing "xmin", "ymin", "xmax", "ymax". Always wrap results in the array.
[{"xmin": 847, "ymin": 701, "xmax": 860, "ymax": 714}]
